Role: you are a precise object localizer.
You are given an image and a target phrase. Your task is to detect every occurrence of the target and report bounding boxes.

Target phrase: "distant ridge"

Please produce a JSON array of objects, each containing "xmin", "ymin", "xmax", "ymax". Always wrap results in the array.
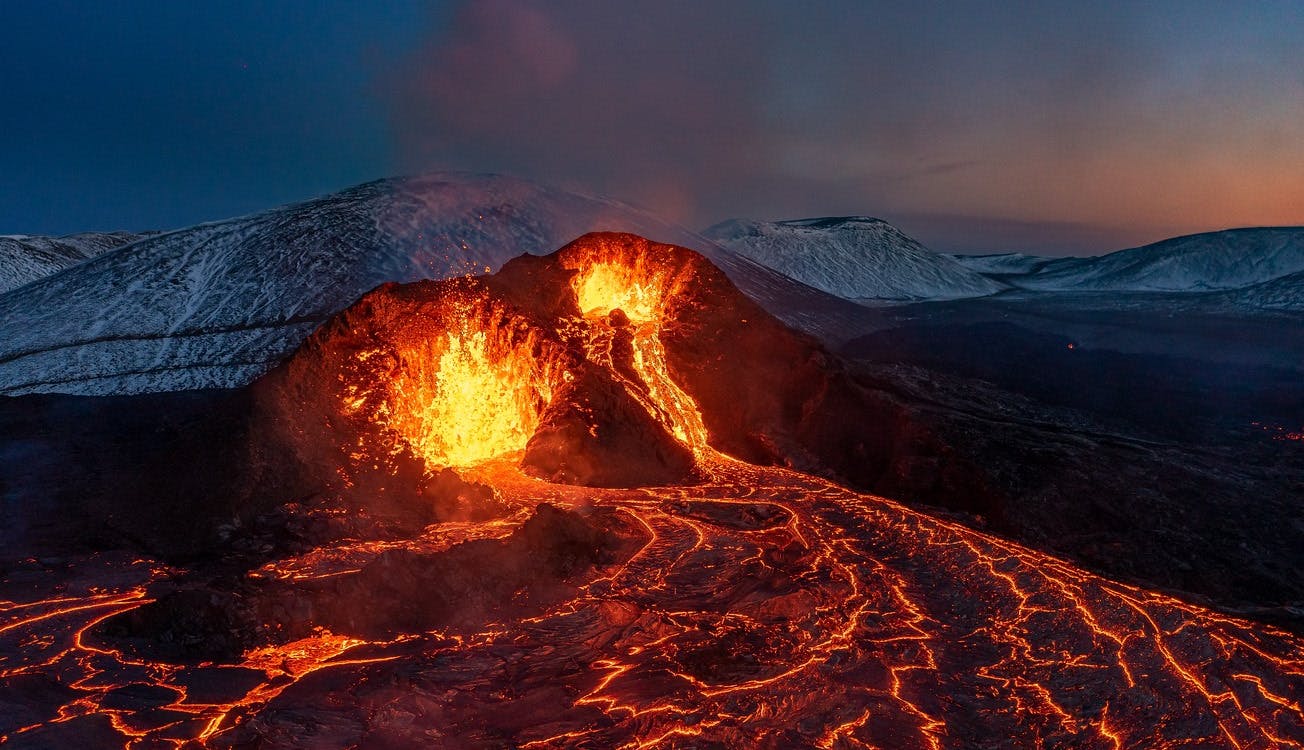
[
  {"xmin": 703, "ymin": 216, "xmax": 1005, "ymax": 302},
  {"xmin": 1006, "ymin": 227, "xmax": 1304, "ymax": 292},
  {"xmin": 0, "ymin": 231, "xmax": 151, "ymax": 294}
]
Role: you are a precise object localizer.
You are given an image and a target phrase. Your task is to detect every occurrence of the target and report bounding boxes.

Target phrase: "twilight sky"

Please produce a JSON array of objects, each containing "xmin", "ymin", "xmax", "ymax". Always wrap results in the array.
[{"xmin": 2, "ymin": 1, "xmax": 1302, "ymax": 255}]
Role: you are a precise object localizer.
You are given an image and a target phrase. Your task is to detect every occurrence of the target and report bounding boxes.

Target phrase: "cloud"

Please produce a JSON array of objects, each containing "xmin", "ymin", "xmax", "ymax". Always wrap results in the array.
[
  {"xmin": 383, "ymin": 1, "xmax": 1304, "ymax": 253},
  {"xmin": 386, "ymin": 0, "xmax": 777, "ymax": 223}
]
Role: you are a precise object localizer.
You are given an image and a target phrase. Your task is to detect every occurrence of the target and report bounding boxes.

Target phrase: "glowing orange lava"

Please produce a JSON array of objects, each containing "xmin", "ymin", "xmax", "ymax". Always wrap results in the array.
[
  {"xmin": 573, "ymin": 261, "xmax": 667, "ymax": 322},
  {"xmin": 318, "ymin": 288, "xmax": 574, "ymax": 475},
  {"xmin": 388, "ymin": 317, "xmax": 559, "ymax": 467},
  {"xmin": 565, "ymin": 251, "xmax": 710, "ymax": 450}
]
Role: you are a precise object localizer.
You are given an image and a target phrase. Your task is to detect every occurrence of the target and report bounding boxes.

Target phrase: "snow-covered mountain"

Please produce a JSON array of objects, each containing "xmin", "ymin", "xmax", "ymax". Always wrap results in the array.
[
  {"xmin": 1010, "ymin": 228, "xmax": 1304, "ymax": 292},
  {"xmin": 0, "ymin": 173, "xmax": 850, "ymax": 397},
  {"xmin": 703, "ymin": 217, "xmax": 1005, "ymax": 302},
  {"xmin": 948, "ymin": 251, "xmax": 1053, "ymax": 277},
  {"xmin": 0, "ymin": 231, "xmax": 149, "ymax": 294}
]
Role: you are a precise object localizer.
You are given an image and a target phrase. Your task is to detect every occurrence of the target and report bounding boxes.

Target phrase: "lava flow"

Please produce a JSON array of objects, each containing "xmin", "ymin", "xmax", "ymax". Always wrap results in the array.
[{"xmin": 2, "ymin": 234, "xmax": 1303, "ymax": 749}]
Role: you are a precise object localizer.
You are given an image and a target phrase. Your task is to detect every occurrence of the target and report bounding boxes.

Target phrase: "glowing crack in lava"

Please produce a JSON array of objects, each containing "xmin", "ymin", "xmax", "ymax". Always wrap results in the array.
[{"xmin": 2, "ymin": 234, "xmax": 1303, "ymax": 748}]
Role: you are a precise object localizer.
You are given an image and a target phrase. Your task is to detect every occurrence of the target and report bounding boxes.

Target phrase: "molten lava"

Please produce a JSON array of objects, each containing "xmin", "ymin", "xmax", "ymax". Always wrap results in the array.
[
  {"xmin": 573, "ymin": 259, "xmax": 676, "ymax": 322},
  {"xmin": 387, "ymin": 315, "xmax": 558, "ymax": 467},
  {"xmin": 565, "ymin": 248, "xmax": 710, "ymax": 451}
]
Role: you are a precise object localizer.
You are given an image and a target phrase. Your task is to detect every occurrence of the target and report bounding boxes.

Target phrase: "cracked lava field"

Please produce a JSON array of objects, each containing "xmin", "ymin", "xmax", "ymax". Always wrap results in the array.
[{"xmin": 2, "ymin": 234, "xmax": 1302, "ymax": 748}]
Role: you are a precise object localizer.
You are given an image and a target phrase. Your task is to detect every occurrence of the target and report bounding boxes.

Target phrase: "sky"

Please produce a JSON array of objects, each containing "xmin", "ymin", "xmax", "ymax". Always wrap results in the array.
[{"xmin": 2, "ymin": 1, "xmax": 1302, "ymax": 255}]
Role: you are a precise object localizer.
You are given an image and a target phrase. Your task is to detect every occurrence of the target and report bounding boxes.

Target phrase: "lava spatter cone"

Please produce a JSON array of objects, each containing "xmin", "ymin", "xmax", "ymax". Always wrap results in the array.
[{"xmin": 254, "ymin": 233, "xmax": 875, "ymax": 503}]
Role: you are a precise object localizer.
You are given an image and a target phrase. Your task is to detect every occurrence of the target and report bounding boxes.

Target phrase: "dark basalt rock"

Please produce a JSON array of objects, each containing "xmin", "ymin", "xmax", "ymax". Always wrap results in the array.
[
  {"xmin": 488, "ymin": 232, "xmax": 910, "ymax": 487},
  {"xmin": 94, "ymin": 588, "xmax": 260, "ymax": 664},
  {"xmin": 91, "ymin": 503, "xmax": 646, "ymax": 657},
  {"xmin": 522, "ymin": 366, "xmax": 697, "ymax": 487},
  {"xmin": 420, "ymin": 468, "xmax": 505, "ymax": 522},
  {"xmin": 318, "ymin": 503, "xmax": 641, "ymax": 638}
]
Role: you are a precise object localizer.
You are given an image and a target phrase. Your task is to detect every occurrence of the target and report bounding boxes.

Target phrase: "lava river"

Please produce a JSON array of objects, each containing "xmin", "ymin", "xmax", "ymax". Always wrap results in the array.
[{"xmin": 2, "ymin": 234, "xmax": 1302, "ymax": 748}]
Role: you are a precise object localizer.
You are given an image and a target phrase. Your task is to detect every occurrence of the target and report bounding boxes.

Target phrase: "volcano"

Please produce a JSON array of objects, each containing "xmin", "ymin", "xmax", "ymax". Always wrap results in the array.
[
  {"xmin": 255, "ymin": 232, "xmax": 878, "ymax": 495},
  {"xmin": 1, "ymin": 234, "xmax": 1302, "ymax": 749}
]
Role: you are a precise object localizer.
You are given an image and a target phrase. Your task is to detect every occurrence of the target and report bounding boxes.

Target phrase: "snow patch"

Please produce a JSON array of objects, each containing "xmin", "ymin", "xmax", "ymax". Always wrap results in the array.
[
  {"xmin": 704, "ymin": 217, "xmax": 1005, "ymax": 302},
  {"xmin": 1010, "ymin": 228, "xmax": 1304, "ymax": 292}
]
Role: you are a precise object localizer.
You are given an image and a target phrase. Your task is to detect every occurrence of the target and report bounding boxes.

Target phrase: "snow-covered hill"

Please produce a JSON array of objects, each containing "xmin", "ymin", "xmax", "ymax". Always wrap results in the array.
[
  {"xmin": 0, "ymin": 231, "xmax": 149, "ymax": 294},
  {"xmin": 703, "ymin": 217, "xmax": 1005, "ymax": 302},
  {"xmin": 0, "ymin": 173, "xmax": 851, "ymax": 396},
  {"xmin": 948, "ymin": 251, "xmax": 1053, "ymax": 277},
  {"xmin": 1011, "ymin": 228, "xmax": 1304, "ymax": 292},
  {"xmin": 1222, "ymin": 269, "xmax": 1304, "ymax": 311}
]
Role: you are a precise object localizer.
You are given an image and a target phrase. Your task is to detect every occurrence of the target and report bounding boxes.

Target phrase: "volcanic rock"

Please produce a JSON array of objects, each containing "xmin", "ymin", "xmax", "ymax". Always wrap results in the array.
[{"xmin": 522, "ymin": 366, "xmax": 697, "ymax": 486}]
